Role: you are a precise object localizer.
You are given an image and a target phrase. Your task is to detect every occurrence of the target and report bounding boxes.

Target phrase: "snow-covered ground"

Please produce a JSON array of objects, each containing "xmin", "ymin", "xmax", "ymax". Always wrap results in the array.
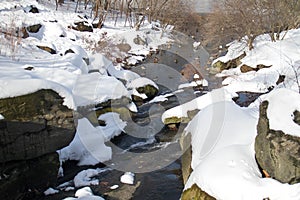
[{"xmin": 215, "ymin": 28, "xmax": 300, "ymax": 94}]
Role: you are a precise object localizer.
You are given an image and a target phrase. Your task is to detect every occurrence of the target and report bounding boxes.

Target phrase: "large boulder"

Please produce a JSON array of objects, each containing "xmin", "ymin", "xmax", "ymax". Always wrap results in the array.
[
  {"xmin": 0, "ymin": 89, "xmax": 76, "ymax": 198},
  {"xmin": 180, "ymin": 133, "xmax": 216, "ymax": 200},
  {"xmin": 181, "ymin": 184, "xmax": 216, "ymax": 200},
  {"xmin": 255, "ymin": 100, "xmax": 300, "ymax": 184}
]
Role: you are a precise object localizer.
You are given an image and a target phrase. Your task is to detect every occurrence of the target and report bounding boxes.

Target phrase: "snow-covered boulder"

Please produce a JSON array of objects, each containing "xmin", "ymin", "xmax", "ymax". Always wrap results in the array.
[{"xmin": 255, "ymin": 89, "xmax": 300, "ymax": 184}]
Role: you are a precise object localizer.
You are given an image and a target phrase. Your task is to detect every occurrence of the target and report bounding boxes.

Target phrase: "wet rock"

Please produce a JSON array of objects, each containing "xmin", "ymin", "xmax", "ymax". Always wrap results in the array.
[
  {"xmin": 0, "ymin": 89, "xmax": 75, "ymax": 162},
  {"xmin": 255, "ymin": 101, "xmax": 300, "ymax": 184},
  {"xmin": 0, "ymin": 153, "xmax": 60, "ymax": 200},
  {"xmin": 27, "ymin": 24, "xmax": 42, "ymax": 33},
  {"xmin": 0, "ymin": 89, "xmax": 75, "ymax": 199},
  {"xmin": 37, "ymin": 45, "xmax": 56, "ymax": 54},
  {"xmin": 181, "ymin": 184, "xmax": 216, "ymax": 200},
  {"xmin": 136, "ymin": 85, "xmax": 158, "ymax": 101},
  {"xmin": 104, "ymin": 181, "xmax": 141, "ymax": 200},
  {"xmin": 180, "ymin": 132, "xmax": 192, "ymax": 184},
  {"xmin": 72, "ymin": 21, "xmax": 93, "ymax": 32}
]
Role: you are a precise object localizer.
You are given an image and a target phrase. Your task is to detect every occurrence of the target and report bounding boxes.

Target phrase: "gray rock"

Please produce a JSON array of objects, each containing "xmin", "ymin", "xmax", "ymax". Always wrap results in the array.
[
  {"xmin": 181, "ymin": 184, "xmax": 216, "ymax": 200},
  {"xmin": 0, "ymin": 153, "xmax": 59, "ymax": 200},
  {"xmin": 255, "ymin": 101, "xmax": 300, "ymax": 184},
  {"xmin": 27, "ymin": 24, "xmax": 42, "ymax": 33},
  {"xmin": 0, "ymin": 89, "xmax": 75, "ymax": 162}
]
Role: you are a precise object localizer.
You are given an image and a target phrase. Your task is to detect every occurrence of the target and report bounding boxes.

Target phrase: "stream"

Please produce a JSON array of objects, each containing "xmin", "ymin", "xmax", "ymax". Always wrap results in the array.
[{"xmin": 40, "ymin": 31, "xmax": 223, "ymax": 200}]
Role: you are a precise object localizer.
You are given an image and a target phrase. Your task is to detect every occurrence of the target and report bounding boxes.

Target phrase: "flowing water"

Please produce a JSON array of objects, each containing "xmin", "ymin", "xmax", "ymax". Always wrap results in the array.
[{"xmin": 40, "ymin": 31, "xmax": 223, "ymax": 200}]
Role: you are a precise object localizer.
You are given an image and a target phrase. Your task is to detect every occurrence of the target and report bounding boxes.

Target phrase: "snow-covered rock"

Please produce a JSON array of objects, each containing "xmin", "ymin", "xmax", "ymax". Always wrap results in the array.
[{"xmin": 255, "ymin": 88, "xmax": 300, "ymax": 184}]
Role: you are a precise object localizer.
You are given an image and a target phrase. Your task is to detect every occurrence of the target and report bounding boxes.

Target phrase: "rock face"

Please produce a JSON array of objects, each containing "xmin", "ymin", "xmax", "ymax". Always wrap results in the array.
[
  {"xmin": 181, "ymin": 184, "xmax": 216, "ymax": 200},
  {"xmin": 180, "ymin": 133, "xmax": 216, "ymax": 200},
  {"xmin": 0, "ymin": 89, "xmax": 76, "ymax": 198},
  {"xmin": 255, "ymin": 101, "xmax": 300, "ymax": 184}
]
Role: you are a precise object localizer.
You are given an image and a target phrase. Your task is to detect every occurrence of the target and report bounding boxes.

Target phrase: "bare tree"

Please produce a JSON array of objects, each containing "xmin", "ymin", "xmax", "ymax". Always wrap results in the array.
[{"xmin": 203, "ymin": 0, "xmax": 300, "ymax": 52}]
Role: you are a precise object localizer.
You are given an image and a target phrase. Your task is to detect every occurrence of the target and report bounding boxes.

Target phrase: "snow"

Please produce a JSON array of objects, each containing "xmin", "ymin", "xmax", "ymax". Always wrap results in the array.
[
  {"xmin": 127, "ymin": 77, "xmax": 159, "ymax": 90},
  {"xmin": 148, "ymin": 93, "xmax": 174, "ymax": 104},
  {"xmin": 74, "ymin": 168, "xmax": 111, "ymax": 188},
  {"xmin": 193, "ymin": 41, "xmax": 201, "ymax": 49},
  {"xmin": 72, "ymin": 73, "xmax": 130, "ymax": 107},
  {"xmin": 63, "ymin": 187, "xmax": 105, "ymax": 200},
  {"xmin": 59, "ymin": 113, "xmax": 126, "ymax": 166},
  {"xmin": 214, "ymin": 28, "xmax": 300, "ymax": 94},
  {"xmin": 74, "ymin": 169, "xmax": 99, "ymax": 188},
  {"xmin": 182, "ymin": 28, "xmax": 300, "ymax": 200},
  {"xmin": 59, "ymin": 118, "xmax": 111, "ymax": 166},
  {"xmin": 162, "ymin": 88, "xmax": 237, "ymax": 122},
  {"xmin": 0, "ymin": 0, "xmax": 173, "ymax": 170},
  {"xmin": 110, "ymin": 185, "xmax": 119, "ymax": 190},
  {"xmin": 184, "ymin": 101, "xmax": 300, "ymax": 200},
  {"xmin": 44, "ymin": 187, "xmax": 59, "ymax": 196},
  {"xmin": 0, "ymin": 0, "xmax": 171, "ymax": 109},
  {"xmin": 178, "ymin": 79, "xmax": 208, "ymax": 89},
  {"xmin": 257, "ymin": 88, "xmax": 300, "ymax": 137},
  {"xmin": 98, "ymin": 113, "xmax": 127, "ymax": 141},
  {"xmin": 120, "ymin": 172, "xmax": 135, "ymax": 185}
]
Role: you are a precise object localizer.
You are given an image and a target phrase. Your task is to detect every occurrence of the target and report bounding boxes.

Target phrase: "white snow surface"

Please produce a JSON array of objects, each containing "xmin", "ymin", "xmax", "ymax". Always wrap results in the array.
[
  {"xmin": 214, "ymin": 28, "xmax": 300, "ymax": 94},
  {"xmin": 63, "ymin": 187, "xmax": 105, "ymax": 200},
  {"xmin": 184, "ymin": 101, "xmax": 300, "ymax": 200},
  {"xmin": 74, "ymin": 168, "xmax": 111, "ymax": 188},
  {"xmin": 120, "ymin": 172, "xmax": 135, "ymax": 185},
  {"xmin": 44, "ymin": 187, "xmax": 59, "ymax": 196},
  {"xmin": 0, "ymin": 0, "xmax": 170, "ymax": 109},
  {"xmin": 254, "ymin": 88, "xmax": 300, "ymax": 137},
  {"xmin": 162, "ymin": 88, "xmax": 237, "ymax": 121},
  {"xmin": 0, "ymin": 0, "xmax": 172, "ymax": 168},
  {"xmin": 59, "ymin": 113, "xmax": 126, "ymax": 166}
]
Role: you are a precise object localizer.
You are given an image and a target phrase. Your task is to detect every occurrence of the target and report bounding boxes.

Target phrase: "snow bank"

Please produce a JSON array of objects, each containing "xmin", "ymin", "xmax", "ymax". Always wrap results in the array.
[
  {"xmin": 44, "ymin": 187, "xmax": 59, "ymax": 196},
  {"xmin": 184, "ymin": 100, "xmax": 300, "ymax": 200},
  {"xmin": 73, "ymin": 73, "xmax": 130, "ymax": 107},
  {"xmin": 120, "ymin": 172, "xmax": 135, "ymax": 185},
  {"xmin": 214, "ymin": 28, "xmax": 300, "ymax": 94},
  {"xmin": 74, "ymin": 168, "xmax": 111, "ymax": 188},
  {"xmin": 59, "ymin": 113, "xmax": 126, "ymax": 166},
  {"xmin": 252, "ymin": 88, "xmax": 300, "ymax": 137},
  {"xmin": 63, "ymin": 187, "xmax": 105, "ymax": 200},
  {"xmin": 162, "ymin": 88, "xmax": 237, "ymax": 122}
]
